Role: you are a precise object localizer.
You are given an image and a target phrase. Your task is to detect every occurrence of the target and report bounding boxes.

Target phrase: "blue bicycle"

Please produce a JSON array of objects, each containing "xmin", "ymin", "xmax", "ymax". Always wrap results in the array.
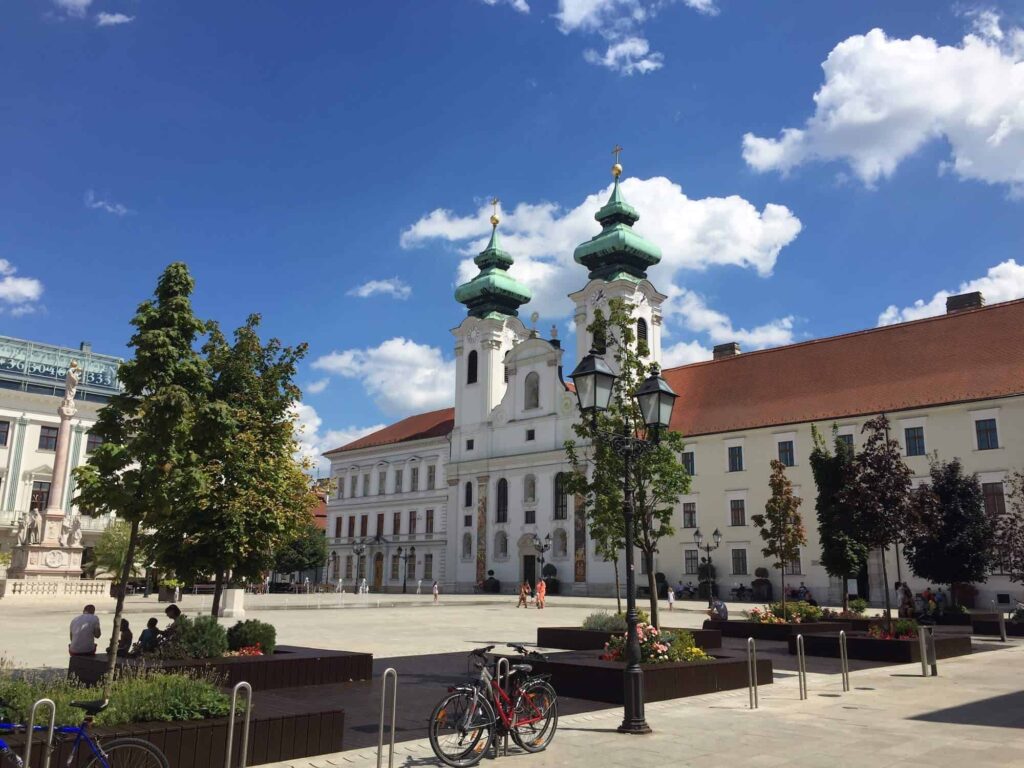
[{"xmin": 0, "ymin": 698, "xmax": 169, "ymax": 767}]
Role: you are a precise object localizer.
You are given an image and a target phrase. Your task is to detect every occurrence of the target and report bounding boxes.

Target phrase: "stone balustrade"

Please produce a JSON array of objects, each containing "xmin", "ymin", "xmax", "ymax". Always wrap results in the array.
[{"xmin": 0, "ymin": 578, "xmax": 111, "ymax": 599}]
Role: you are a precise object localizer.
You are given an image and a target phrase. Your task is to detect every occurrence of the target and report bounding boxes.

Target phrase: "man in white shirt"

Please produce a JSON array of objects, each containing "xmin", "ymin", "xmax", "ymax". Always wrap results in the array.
[{"xmin": 69, "ymin": 604, "xmax": 101, "ymax": 656}]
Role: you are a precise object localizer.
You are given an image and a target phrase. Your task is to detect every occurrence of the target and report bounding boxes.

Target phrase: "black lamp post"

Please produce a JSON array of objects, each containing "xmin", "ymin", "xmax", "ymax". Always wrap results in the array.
[
  {"xmin": 569, "ymin": 349, "xmax": 678, "ymax": 736},
  {"xmin": 352, "ymin": 540, "xmax": 366, "ymax": 587},
  {"xmin": 328, "ymin": 551, "xmax": 338, "ymax": 583},
  {"xmin": 692, "ymin": 527, "xmax": 722, "ymax": 608},
  {"xmin": 531, "ymin": 533, "xmax": 552, "ymax": 568},
  {"xmin": 397, "ymin": 545, "xmax": 416, "ymax": 594}
]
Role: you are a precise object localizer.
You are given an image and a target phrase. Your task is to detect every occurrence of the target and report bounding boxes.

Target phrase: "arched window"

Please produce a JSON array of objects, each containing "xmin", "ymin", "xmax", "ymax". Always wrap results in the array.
[
  {"xmin": 496, "ymin": 478, "xmax": 508, "ymax": 523},
  {"xmin": 637, "ymin": 318, "xmax": 648, "ymax": 345},
  {"xmin": 462, "ymin": 532, "xmax": 473, "ymax": 559},
  {"xmin": 464, "ymin": 481, "xmax": 473, "ymax": 508},
  {"xmin": 554, "ymin": 472, "xmax": 568, "ymax": 520},
  {"xmin": 523, "ymin": 474, "xmax": 536, "ymax": 504},
  {"xmin": 495, "ymin": 531, "xmax": 509, "ymax": 559},
  {"xmin": 467, "ymin": 350, "xmax": 478, "ymax": 384},
  {"xmin": 525, "ymin": 372, "xmax": 540, "ymax": 410},
  {"xmin": 553, "ymin": 528, "xmax": 568, "ymax": 558}
]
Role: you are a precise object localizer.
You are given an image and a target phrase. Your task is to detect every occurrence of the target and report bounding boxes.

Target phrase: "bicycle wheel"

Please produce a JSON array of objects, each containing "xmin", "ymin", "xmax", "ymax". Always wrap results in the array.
[
  {"xmin": 86, "ymin": 736, "xmax": 170, "ymax": 768},
  {"xmin": 510, "ymin": 679, "xmax": 557, "ymax": 753},
  {"xmin": 428, "ymin": 690, "xmax": 495, "ymax": 768}
]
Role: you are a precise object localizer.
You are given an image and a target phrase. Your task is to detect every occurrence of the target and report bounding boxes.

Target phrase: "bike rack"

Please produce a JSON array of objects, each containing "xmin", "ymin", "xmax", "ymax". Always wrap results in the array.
[
  {"xmin": 795, "ymin": 634, "xmax": 807, "ymax": 701},
  {"xmin": 993, "ymin": 601, "xmax": 1008, "ymax": 642},
  {"xmin": 377, "ymin": 668, "xmax": 398, "ymax": 768},
  {"xmin": 839, "ymin": 630, "xmax": 850, "ymax": 692},
  {"xmin": 23, "ymin": 697, "xmax": 56, "ymax": 768},
  {"xmin": 746, "ymin": 637, "xmax": 759, "ymax": 709},
  {"xmin": 494, "ymin": 657, "xmax": 511, "ymax": 757},
  {"xmin": 918, "ymin": 626, "xmax": 938, "ymax": 677},
  {"xmin": 224, "ymin": 681, "xmax": 253, "ymax": 768}
]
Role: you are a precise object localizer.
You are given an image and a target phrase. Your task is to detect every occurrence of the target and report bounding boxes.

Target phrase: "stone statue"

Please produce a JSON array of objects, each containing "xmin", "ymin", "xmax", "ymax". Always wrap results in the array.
[
  {"xmin": 69, "ymin": 514, "xmax": 83, "ymax": 546},
  {"xmin": 58, "ymin": 515, "xmax": 69, "ymax": 547},
  {"xmin": 23, "ymin": 510, "xmax": 43, "ymax": 545},
  {"xmin": 14, "ymin": 511, "xmax": 29, "ymax": 546},
  {"xmin": 61, "ymin": 360, "xmax": 82, "ymax": 411}
]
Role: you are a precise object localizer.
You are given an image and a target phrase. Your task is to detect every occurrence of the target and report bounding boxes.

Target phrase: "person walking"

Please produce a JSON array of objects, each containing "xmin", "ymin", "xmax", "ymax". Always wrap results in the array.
[
  {"xmin": 69, "ymin": 604, "xmax": 101, "ymax": 656},
  {"xmin": 535, "ymin": 578, "xmax": 547, "ymax": 610},
  {"xmin": 667, "ymin": 585, "xmax": 676, "ymax": 612},
  {"xmin": 517, "ymin": 581, "xmax": 530, "ymax": 608},
  {"xmin": 432, "ymin": 580, "xmax": 439, "ymax": 604}
]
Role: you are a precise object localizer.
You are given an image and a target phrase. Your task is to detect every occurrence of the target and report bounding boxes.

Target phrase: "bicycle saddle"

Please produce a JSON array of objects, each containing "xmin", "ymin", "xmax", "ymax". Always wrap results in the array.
[
  {"xmin": 512, "ymin": 664, "xmax": 532, "ymax": 673},
  {"xmin": 70, "ymin": 699, "xmax": 109, "ymax": 716}
]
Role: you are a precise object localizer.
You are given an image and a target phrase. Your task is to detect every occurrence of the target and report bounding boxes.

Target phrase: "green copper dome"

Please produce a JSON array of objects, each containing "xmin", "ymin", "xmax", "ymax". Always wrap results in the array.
[
  {"xmin": 573, "ymin": 177, "xmax": 661, "ymax": 282},
  {"xmin": 455, "ymin": 225, "xmax": 532, "ymax": 319}
]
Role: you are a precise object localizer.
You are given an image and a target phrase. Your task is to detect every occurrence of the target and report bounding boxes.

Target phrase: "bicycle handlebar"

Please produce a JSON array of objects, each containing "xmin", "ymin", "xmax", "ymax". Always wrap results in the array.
[
  {"xmin": 507, "ymin": 643, "xmax": 547, "ymax": 661},
  {"xmin": 469, "ymin": 645, "xmax": 495, "ymax": 657}
]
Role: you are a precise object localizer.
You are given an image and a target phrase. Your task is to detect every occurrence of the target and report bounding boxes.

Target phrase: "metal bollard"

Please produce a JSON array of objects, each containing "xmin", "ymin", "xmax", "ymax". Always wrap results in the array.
[
  {"xmin": 994, "ymin": 601, "xmax": 1008, "ymax": 642},
  {"xmin": 839, "ymin": 630, "xmax": 850, "ymax": 692},
  {"xmin": 746, "ymin": 637, "xmax": 759, "ymax": 709},
  {"xmin": 918, "ymin": 627, "xmax": 929, "ymax": 676},
  {"xmin": 795, "ymin": 634, "xmax": 807, "ymax": 701},
  {"xmin": 495, "ymin": 657, "xmax": 511, "ymax": 756},
  {"xmin": 225, "ymin": 681, "xmax": 253, "ymax": 768},
  {"xmin": 926, "ymin": 626, "xmax": 939, "ymax": 677},
  {"xmin": 377, "ymin": 668, "xmax": 398, "ymax": 768},
  {"xmin": 23, "ymin": 698, "xmax": 56, "ymax": 768}
]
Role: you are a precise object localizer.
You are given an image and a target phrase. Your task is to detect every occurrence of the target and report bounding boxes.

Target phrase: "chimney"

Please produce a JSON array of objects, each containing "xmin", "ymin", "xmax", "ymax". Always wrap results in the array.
[
  {"xmin": 79, "ymin": 341, "xmax": 92, "ymax": 353},
  {"xmin": 713, "ymin": 342, "xmax": 741, "ymax": 360},
  {"xmin": 946, "ymin": 291, "xmax": 984, "ymax": 314}
]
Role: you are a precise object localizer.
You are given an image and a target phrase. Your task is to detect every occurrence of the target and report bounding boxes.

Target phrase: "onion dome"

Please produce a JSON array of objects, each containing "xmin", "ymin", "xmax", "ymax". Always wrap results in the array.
[{"xmin": 454, "ymin": 199, "xmax": 532, "ymax": 318}]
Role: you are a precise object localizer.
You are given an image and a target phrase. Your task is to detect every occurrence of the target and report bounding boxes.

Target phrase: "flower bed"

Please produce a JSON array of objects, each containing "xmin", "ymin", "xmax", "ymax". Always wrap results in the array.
[
  {"xmin": 537, "ymin": 626, "xmax": 721, "ymax": 652},
  {"xmin": 703, "ymin": 619, "xmax": 850, "ymax": 641},
  {"xmin": 68, "ymin": 646, "xmax": 373, "ymax": 691},
  {"xmin": 600, "ymin": 624, "xmax": 710, "ymax": 663},
  {"xmin": 786, "ymin": 632, "xmax": 972, "ymax": 662}
]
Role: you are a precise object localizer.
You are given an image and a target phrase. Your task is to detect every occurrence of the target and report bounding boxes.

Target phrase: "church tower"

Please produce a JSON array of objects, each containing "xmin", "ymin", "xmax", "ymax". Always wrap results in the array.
[
  {"xmin": 568, "ymin": 149, "xmax": 666, "ymax": 371},
  {"xmin": 452, "ymin": 201, "xmax": 531, "ymax": 429}
]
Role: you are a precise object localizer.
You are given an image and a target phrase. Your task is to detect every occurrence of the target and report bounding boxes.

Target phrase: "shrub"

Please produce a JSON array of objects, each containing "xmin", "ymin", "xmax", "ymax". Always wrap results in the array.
[
  {"xmin": 227, "ymin": 619, "xmax": 277, "ymax": 655},
  {"xmin": 602, "ymin": 626, "xmax": 710, "ymax": 664},
  {"xmin": 160, "ymin": 616, "xmax": 228, "ymax": 659},
  {"xmin": 581, "ymin": 610, "xmax": 650, "ymax": 632},
  {"xmin": 754, "ymin": 567, "xmax": 770, "ymax": 580},
  {"xmin": 541, "ymin": 563, "xmax": 557, "ymax": 578},
  {"xmin": 868, "ymin": 619, "xmax": 918, "ymax": 640},
  {"xmin": 848, "ymin": 598, "xmax": 869, "ymax": 616},
  {"xmin": 1010, "ymin": 606, "xmax": 1024, "ymax": 624},
  {"xmin": 747, "ymin": 601, "xmax": 822, "ymax": 624}
]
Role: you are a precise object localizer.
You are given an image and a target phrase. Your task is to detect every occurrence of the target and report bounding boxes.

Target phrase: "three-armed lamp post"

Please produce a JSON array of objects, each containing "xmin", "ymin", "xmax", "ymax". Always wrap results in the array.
[
  {"xmin": 531, "ymin": 533, "xmax": 552, "ymax": 569},
  {"xmin": 569, "ymin": 348, "xmax": 678, "ymax": 735},
  {"xmin": 692, "ymin": 527, "xmax": 722, "ymax": 608},
  {"xmin": 397, "ymin": 545, "xmax": 416, "ymax": 594}
]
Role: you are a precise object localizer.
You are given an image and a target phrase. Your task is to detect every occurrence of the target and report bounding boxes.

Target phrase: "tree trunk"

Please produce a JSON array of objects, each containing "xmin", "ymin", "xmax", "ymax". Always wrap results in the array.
[
  {"xmin": 879, "ymin": 546, "xmax": 893, "ymax": 632},
  {"xmin": 612, "ymin": 556, "xmax": 622, "ymax": 615},
  {"xmin": 644, "ymin": 550, "xmax": 659, "ymax": 629},
  {"xmin": 211, "ymin": 568, "xmax": 225, "ymax": 618},
  {"xmin": 103, "ymin": 519, "xmax": 139, "ymax": 698},
  {"xmin": 842, "ymin": 573, "xmax": 850, "ymax": 613},
  {"xmin": 780, "ymin": 567, "xmax": 787, "ymax": 620}
]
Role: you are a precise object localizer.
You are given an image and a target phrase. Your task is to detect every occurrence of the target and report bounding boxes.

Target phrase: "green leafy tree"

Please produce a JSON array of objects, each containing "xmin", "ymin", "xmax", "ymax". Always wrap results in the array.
[
  {"xmin": 90, "ymin": 520, "xmax": 147, "ymax": 583},
  {"xmin": 904, "ymin": 458, "xmax": 994, "ymax": 602},
  {"xmin": 994, "ymin": 471, "xmax": 1024, "ymax": 583},
  {"xmin": 752, "ymin": 459, "xmax": 807, "ymax": 620},
  {"xmin": 73, "ymin": 263, "xmax": 217, "ymax": 694},
  {"xmin": 809, "ymin": 425, "xmax": 867, "ymax": 612},
  {"xmin": 839, "ymin": 415, "xmax": 913, "ymax": 627},
  {"xmin": 273, "ymin": 521, "xmax": 328, "ymax": 576},
  {"xmin": 564, "ymin": 299, "xmax": 689, "ymax": 629}
]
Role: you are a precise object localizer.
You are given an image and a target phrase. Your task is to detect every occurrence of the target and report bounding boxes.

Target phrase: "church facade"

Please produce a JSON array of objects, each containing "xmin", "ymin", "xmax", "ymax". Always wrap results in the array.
[{"xmin": 324, "ymin": 164, "xmax": 1024, "ymax": 607}]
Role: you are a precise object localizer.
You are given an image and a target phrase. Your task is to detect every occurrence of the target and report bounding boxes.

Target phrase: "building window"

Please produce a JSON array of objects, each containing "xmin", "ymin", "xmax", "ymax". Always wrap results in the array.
[
  {"xmin": 390, "ymin": 554, "xmax": 400, "ymax": 580},
  {"xmin": 30, "ymin": 481, "xmax": 51, "ymax": 511},
  {"xmin": 360, "ymin": 515, "xmax": 368, "ymax": 537},
  {"xmin": 378, "ymin": 471, "xmax": 386, "ymax": 495},
  {"xmin": 462, "ymin": 533, "xmax": 473, "ymax": 559},
  {"xmin": 427, "ymin": 465, "xmax": 436, "ymax": 490},
  {"xmin": 395, "ymin": 469, "xmax": 403, "ymax": 493},
  {"xmin": 976, "ymin": 418, "xmax": 999, "ymax": 450},
  {"xmin": 731, "ymin": 549, "xmax": 748, "ymax": 575},
  {"xmin": 778, "ymin": 440, "xmax": 794, "ymax": 467},
  {"xmin": 636, "ymin": 318, "xmax": 648, "ymax": 346},
  {"xmin": 0, "ymin": 420, "xmax": 9, "ymax": 447},
  {"xmin": 408, "ymin": 510, "xmax": 417, "ymax": 534},
  {"xmin": 496, "ymin": 531, "xmax": 508, "ymax": 559},
  {"xmin": 554, "ymin": 473, "xmax": 568, "ymax": 520},
  {"xmin": 464, "ymin": 514, "xmax": 472, "ymax": 527},
  {"xmin": 38, "ymin": 426, "xmax": 58, "ymax": 451},
  {"xmin": 331, "ymin": 556, "xmax": 341, "ymax": 580},
  {"xmin": 553, "ymin": 528, "xmax": 568, "ymax": 558},
  {"xmin": 728, "ymin": 446, "xmax": 744, "ymax": 472},
  {"xmin": 496, "ymin": 478, "xmax": 508, "ymax": 523},
  {"xmin": 334, "ymin": 518, "xmax": 343, "ymax": 538},
  {"xmin": 525, "ymin": 509, "xmax": 536, "ymax": 525},
  {"xmin": 376, "ymin": 513, "xmax": 384, "ymax": 536},
  {"xmin": 86, "ymin": 432, "xmax": 104, "ymax": 453},
  {"xmin": 344, "ymin": 555, "xmax": 353, "ymax": 580},
  {"xmin": 350, "ymin": 476, "xmax": 357, "ymax": 498},
  {"xmin": 466, "ymin": 439, "xmax": 474, "ymax": 451},
  {"xmin": 464, "ymin": 481, "xmax": 473, "ymax": 508},
  {"xmin": 424, "ymin": 554, "xmax": 433, "ymax": 580},
  {"xmin": 684, "ymin": 550, "xmax": 699, "ymax": 575},
  {"xmin": 411, "ymin": 467, "xmax": 419, "ymax": 492},
  {"xmin": 682, "ymin": 502, "xmax": 697, "ymax": 528},
  {"xmin": 362, "ymin": 474, "xmax": 370, "ymax": 496},
  {"xmin": 467, "ymin": 350, "xmax": 478, "ymax": 384},
  {"xmin": 730, "ymin": 499, "xmax": 746, "ymax": 526},
  {"xmin": 347, "ymin": 516, "xmax": 355, "ymax": 538},
  {"xmin": 524, "ymin": 372, "xmax": 540, "ymax": 410},
  {"xmin": 784, "ymin": 550, "xmax": 802, "ymax": 575},
  {"xmin": 357, "ymin": 556, "xmax": 366, "ymax": 581},
  {"xmin": 983, "ymin": 482, "xmax": 1006, "ymax": 517},
  {"xmin": 905, "ymin": 427, "xmax": 925, "ymax": 457},
  {"xmin": 526, "ymin": 429, "xmax": 535, "ymax": 442},
  {"xmin": 393, "ymin": 511, "xmax": 402, "ymax": 536},
  {"xmin": 524, "ymin": 475, "xmax": 536, "ymax": 504},
  {"xmin": 426, "ymin": 509, "xmax": 434, "ymax": 534},
  {"xmin": 838, "ymin": 433, "xmax": 854, "ymax": 452},
  {"xmin": 682, "ymin": 451, "xmax": 695, "ymax": 476},
  {"xmin": 406, "ymin": 553, "xmax": 416, "ymax": 581}
]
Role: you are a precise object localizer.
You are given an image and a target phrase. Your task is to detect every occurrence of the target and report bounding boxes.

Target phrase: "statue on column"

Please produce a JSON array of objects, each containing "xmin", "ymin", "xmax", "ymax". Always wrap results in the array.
[
  {"xmin": 27, "ymin": 510, "xmax": 43, "ymax": 545},
  {"xmin": 62, "ymin": 361, "xmax": 81, "ymax": 411}
]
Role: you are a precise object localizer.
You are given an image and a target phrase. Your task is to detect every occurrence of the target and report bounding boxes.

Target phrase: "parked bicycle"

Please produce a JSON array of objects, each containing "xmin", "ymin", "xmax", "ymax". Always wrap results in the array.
[
  {"xmin": 428, "ymin": 644, "xmax": 557, "ymax": 767},
  {"xmin": 0, "ymin": 698, "xmax": 169, "ymax": 768}
]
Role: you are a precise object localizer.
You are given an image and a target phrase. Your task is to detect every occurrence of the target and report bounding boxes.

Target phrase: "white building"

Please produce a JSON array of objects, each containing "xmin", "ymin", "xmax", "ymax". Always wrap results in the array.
[{"xmin": 324, "ymin": 166, "xmax": 1024, "ymax": 606}]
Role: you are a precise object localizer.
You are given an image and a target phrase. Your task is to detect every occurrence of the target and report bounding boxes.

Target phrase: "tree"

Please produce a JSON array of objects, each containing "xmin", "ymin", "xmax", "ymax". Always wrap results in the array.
[
  {"xmin": 904, "ymin": 458, "xmax": 994, "ymax": 601},
  {"xmin": 838, "ymin": 415, "xmax": 913, "ymax": 627},
  {"xmin": 809, "ymin": 425, "xmax": 867, "ymax": 612},
  {"xmin": 273, "ymin": 521, "xmax": 328, "ymax": 576},
  {"xmin": 146, "ymin": 315, "xmax": 319, "ymax": 616},
  {"xmin": 91, "ymin": 520, "xmax": 146, "ymax": 583},
  {"xmin": 994, "ymin": 471, "xmax": 1024, "ymax": 583},
  {"xmin": 752, "ymin": 459, "xmax": 806, "ymax": 619},
  {"xmin": 564, "ymin": 299, "xmax": 689, "ymax": 629},
  {"xmin": 74, "ymin": 262, "xmax": 217, "ymax": 694}
]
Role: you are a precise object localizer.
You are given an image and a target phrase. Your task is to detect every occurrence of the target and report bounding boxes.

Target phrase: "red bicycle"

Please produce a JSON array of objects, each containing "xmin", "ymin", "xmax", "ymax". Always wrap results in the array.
[{"xmin": 428, "ymin": 644, "xmax": 558, "ymax": 767}]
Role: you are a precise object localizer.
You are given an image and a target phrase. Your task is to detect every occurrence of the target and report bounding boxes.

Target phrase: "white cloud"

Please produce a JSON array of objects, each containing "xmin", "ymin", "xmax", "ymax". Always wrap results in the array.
[
  {"xmin": 312, "ymin": 337, "xmax": 455, "ymax": 417},
  {"xmin": 878, "ymin": 259, "xmax": 1024, "ymax": 325},
  {"xmin": 662, "ymin": 339, "xmax": 712, "ymax": 367},
  {"xmin": 96, "ymin": 12, "xmax": 134, "ymax": 26},
  {"xmin": 481, "ymin": 0, "xmax": 530, "ymax": 13},
  {"xmin": 402, "ymin": 175, "xmax": 802, "ymax": 321},
  {"xmin": 0, "ymin": 259, "xmax": 44, "ymax": 315},
  {"xmin": 743, "ymin": 17, "xmax": 1024, "ymax": 193},
  {"xmin": 665, "ymin": 285, "xmax": 795, "ymax": 348},
  {"xmin": 305, "ymin": 378, "xmax": 329, "ymax": 395},
  {"xmin": 292, "ymin": 402, "xmax": 384, "ymax": 473},
  {"xmin": 347, "ymin": 277, "xmax": 412, "ymax": 300},
  {"xmin": 53, "ymin": 0, "xmax": 92, "ymax": 18},
  {"xmin": 84, "ymin": 189, "xmax": 131, "ymax": 216},
  {"xmin": 584, "ymin": 36, "xmax": 663, "ymax": 75}
]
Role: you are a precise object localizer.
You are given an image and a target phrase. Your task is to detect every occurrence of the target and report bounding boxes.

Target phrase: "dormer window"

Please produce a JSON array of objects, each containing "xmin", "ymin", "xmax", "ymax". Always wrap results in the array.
[
  {"xmin": 525, "ymin": 372, "xmax": 540, "ymax": 410},
  {"xmin": 467, "ymin": 350, "xmax": 478, "ymax": 384}
]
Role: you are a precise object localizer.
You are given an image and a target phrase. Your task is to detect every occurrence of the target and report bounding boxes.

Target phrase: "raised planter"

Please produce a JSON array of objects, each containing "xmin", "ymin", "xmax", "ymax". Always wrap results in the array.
[
  {"xmin": 786, "ymin": 632, "xmax": 973, "ymax": 662},
  {"xmin": 537, "ymin": 627, "xmax": 721, "ymax": 652},
  {"xmin": 8, "ymin": 706, "xmax": 344, "ymax": 768},
  {"xmin": 68, "ymin": 645, "xmax": 373, "ymax": 690},
  {"xmin": 971, "ymin": 620, "xmax": 1024, "ymax": 637},
  {"xmin": 703, "ymin": 619, "xmax": 850, "ymax": 641}
]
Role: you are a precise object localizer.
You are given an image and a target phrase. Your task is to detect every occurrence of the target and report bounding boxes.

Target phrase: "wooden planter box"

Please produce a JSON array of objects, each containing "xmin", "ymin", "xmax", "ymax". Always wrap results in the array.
[
  {"xmin": 786, "ymin": 632, "xmax": 973, "ymax": 662},
  {"xmin": 497, "ymin": 650, "xmax": 771, "ymax": 705},
  {"xmin": 537, "ymin": 627, "xmax": 721, "ymax": 652},
  {"xmin": 971, "ymin": 620, "xmax": 1024, "ymax": 637},
  {"xmin": 68, "ymin": 645, "xmax": 373, "ymax": 691},
  {"xmin": 8, "ymin": 708, "xmax": 344, "ymax": 768},
  {"xmin": 703, "ymin": 619, "xmax": 850, "ymax": 641}
]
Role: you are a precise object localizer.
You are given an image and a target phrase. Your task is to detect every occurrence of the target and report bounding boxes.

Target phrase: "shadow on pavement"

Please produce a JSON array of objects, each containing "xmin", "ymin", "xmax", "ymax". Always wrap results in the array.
[{"xmin": 911, "ymin": 691, "xmax": 1024, "ymax": 729}]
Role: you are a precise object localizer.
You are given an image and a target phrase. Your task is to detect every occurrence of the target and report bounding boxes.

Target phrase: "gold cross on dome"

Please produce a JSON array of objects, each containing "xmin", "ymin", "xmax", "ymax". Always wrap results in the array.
[
  {"xmin": 611, "ymin": 144, "xmax": 623, "ymax": 163},
  {"xmin": 490, "ymin": 197, "xmax": 500, "ymax": 216}
]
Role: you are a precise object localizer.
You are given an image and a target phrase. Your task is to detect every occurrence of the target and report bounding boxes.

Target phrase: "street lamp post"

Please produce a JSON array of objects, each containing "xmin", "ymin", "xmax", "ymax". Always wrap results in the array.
[
  {"xmin": 398, "ymin": 545, "xmax": 416, "ymax": 594},
  {"xmin": 531, "ymin": 533, "xmax": 551, "ymax": 572},
  {"xmin": 328, "ymin": 551, "xmax": 338, "ymax": 583},
  {"xmin": 352, "ymin": 540, "xmax": 366, "ymax": 592},
  {"xmin": 692, "ymin": 528, "xmax": 722, "ymax": 608},
  {"xmin": 570, "ymin": 349, "xmax": 678, "ymax": 736}
]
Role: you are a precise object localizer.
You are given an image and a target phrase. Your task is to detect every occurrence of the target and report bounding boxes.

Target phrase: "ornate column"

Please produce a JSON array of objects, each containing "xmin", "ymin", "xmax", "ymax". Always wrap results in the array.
[
  {"xmin": 475, "ymin": 475, "xmax": 489, "ymax": 585},
  {"xmin": 64, "ymin": 424, "xmax": 86, "ymax": 512},
  {"xmin": 5, "ymin": 417, "xmax": 28, "ymax": 511}
]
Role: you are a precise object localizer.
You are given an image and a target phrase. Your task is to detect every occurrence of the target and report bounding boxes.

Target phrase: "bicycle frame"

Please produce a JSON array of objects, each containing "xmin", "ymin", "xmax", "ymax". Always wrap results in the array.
[
  {"xmin": 456, "ymin": 658, "xmax": 548, "ymax": 733},
  {"xmin": 0, "ymin": 721, "xmax": 115, "ymax": 768}
]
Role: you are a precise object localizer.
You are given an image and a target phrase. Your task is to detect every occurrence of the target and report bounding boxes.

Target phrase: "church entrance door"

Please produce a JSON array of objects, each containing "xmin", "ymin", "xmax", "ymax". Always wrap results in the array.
[
  {"xmin": 522, "ymin": 555, "xmax": 536, "ymax": 589},
  {"xmin": 373, "ymin": 553, "xmax": 384, "ymax": 590}
]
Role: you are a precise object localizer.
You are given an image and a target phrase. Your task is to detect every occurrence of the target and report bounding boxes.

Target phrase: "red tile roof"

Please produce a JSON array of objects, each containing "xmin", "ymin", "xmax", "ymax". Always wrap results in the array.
[
  {"xmin": 324, "ymin": 407, "xmax": 455, "ymax": 455},
  {"xmin": 663, "ymin": 298, "xmax": 1024, "ymax": 437}
]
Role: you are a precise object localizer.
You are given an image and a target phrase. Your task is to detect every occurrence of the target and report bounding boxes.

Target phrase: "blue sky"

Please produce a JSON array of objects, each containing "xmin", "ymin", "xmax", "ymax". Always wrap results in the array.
[{"xmin": 2, "ymin": 0, "xmax": 1023, "ymax": 465}]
